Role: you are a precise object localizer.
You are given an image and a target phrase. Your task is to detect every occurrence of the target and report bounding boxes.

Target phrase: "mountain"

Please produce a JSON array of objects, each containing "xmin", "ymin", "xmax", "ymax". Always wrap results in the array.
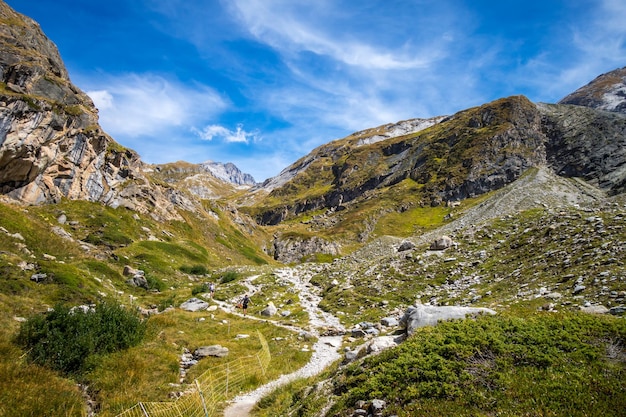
[
  {"xmin": 241, "ymin": 95, "xmax": 626, "ymax": 232},
  {"xmin": 0, "ymin": 2, "xmax": 625, "ymax": 416},
  {"xmin": 199, "ymin": 160, "xmax": 256, "ymax": 186},
  {"xmin": 559, "ymin": 66, "xmax": 626, "ymax": 113},
  {"xmin": 0, "ymin": 2, "xmax": 255, "ymax": 222}
]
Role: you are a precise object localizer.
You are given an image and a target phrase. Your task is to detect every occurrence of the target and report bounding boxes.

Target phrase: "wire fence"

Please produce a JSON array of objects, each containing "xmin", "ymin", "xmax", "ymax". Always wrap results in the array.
[{"xmin": 115, "ymin": 331, "xmax": 271, "ymax": 417}]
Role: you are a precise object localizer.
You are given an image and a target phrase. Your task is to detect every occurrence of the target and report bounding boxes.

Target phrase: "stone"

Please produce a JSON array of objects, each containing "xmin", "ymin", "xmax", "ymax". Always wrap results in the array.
[
  {"xmin": 123, "ymin": 265, "xmax": 143, "ymax": 276},
  {"xmin": 260, "ymin": 301, "xmax": 278, "ymax": 316},
  {"xmin": 380, "ymin": 317, "xmax": 399, "ymax": 327},
  {"xmin": 370, "ymin": 399, "xmax": 386, "ymax": 416},
  {"xmin": 126, "ymin": 274, "xmax": 148, "ymax": 289},
  {"xmin": 194, "ymin": 345, "xmax": 229, "ymax": 358},
  {"xmin": 366, "ymin": 336, "xmax": 398, "ymax": 354},
  {"xmin": 397, "ymin": 240, "xmax": 416, "ymax": 252},
  {"xmin": 30, "ymin": 273, "xmax": 47, "ymax": 283},
  {"xmin": 400, "ymin": 304, "xmax": 496, "ymax": 335},
  {"xmin": 609, "ymin": 306, "xmax": 626, "ymax": 316},
  {"xmin": 430, "ymin": 235, "xmax": 454, "ymax": 250},
  {"xmin": 580, "ymin": 305, "xmax": 609, "ymax": 314},
  {"xmin": 180, "ymin": 298, "xmax": 209, "ymax": 312}
]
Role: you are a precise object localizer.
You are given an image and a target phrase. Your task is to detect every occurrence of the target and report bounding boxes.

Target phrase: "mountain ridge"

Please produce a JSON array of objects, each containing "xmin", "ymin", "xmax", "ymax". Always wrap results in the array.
[{"xmin": 0, "ymin": 3, "xmax": 625, "ymax": 416}]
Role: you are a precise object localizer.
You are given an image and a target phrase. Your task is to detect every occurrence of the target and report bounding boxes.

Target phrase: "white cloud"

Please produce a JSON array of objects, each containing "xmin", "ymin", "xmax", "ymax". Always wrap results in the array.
[
  {"xmin": 85, "ymin": 73, "xmax": 228, "ymax": 138},
  {"xmin": 87, "ymin": 90, "xmax": 114, "ymax": 110},
  {"xmin": 193, "ymin": 123, "xmax": 260, "ymax": 143},
  {"xmin": 227, "ymin": 0, "xmax": 450, "ymax": 70}
]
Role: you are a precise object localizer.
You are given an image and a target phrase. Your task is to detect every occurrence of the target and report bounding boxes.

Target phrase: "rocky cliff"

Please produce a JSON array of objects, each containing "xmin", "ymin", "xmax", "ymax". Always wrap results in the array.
[{"xmin": 0, "ymin": 1, "xmax": 196, "ymax": 221}]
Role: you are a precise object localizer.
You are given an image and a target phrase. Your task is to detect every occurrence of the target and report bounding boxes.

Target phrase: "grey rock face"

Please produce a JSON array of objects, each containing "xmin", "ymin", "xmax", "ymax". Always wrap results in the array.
[
  {"xmin": 272, "ymin": 235, "xmax": 340, "ymax": 263},
  {"xmin": 400, "ymin": 304, "xmax": 496, "ymax": 335},
  {"xmin": 540, "ymin": 103, "xmax": 626, "ymax": 195},
  {"xmin": 0, "ymin": 2, "xmax": 193, "ymax": 222}
]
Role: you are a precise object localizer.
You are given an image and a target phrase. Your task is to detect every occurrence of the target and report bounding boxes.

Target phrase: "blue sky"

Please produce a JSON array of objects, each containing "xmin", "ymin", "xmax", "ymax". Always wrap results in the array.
[{"xmin": 6, "ymin": 0, "xmax": 626, "ymax": 181}]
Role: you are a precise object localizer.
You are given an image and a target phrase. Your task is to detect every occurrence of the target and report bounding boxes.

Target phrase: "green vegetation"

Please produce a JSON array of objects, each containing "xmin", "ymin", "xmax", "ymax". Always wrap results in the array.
[
  {"xmin": 179, "ymin": 264, "xmax": 209, "ymax": 275},
  {"xmin": 257, "ymin": 313, "xmax": 626, "ymax": 417},
  {"xmin": 16, "ymin": 301, "xmax": 146, "ymax": 376}
]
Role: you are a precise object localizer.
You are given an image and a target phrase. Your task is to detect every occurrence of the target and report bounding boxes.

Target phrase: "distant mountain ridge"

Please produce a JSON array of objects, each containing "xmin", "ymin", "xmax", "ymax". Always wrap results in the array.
[
  {"xmin": 0, "ymin": 0, "xmax": 625, "ymax": 239},
  {"xmin": 243, "ymin": 90, "xmax": 626, "ymax": 227},
  {"xmin": 200, "ymin": 161, "xmax": 256, "ymax": 186}
]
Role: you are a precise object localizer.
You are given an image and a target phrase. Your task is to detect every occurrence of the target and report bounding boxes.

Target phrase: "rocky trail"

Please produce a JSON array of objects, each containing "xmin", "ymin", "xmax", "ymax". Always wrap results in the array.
[{"xmin": 222, "ymin": 267, "xmax": 346, "ymax": 417}]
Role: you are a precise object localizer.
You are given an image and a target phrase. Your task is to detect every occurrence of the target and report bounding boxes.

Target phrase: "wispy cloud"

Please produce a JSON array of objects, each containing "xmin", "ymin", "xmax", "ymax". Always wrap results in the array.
[
  {"xmin": 85, "ymin": 73, "xmax": 228, "ymax": 138},
  {"xmin": 193, "ymin": 124, "xmax": 260, "ymax": 143},
  {"xmin": 227, "ymin": 0, "xmax": 452, "ymax": 70}
]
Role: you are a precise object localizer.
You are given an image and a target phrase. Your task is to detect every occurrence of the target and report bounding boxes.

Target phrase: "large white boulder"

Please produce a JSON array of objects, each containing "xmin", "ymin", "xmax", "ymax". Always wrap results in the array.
[{"xmin": 400, "ymin": 304, "xmax": 496, "ymax": 335}]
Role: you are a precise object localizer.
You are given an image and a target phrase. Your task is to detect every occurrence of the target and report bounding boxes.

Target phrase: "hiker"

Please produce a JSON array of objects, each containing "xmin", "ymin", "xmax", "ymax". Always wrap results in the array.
[
  {"xmin": 209, "ymin": 282, "xmax": 215, "ymax": 299},
  {"xmin": 241, "ymin": 294, "xmax": 251, "ymax": 316}
]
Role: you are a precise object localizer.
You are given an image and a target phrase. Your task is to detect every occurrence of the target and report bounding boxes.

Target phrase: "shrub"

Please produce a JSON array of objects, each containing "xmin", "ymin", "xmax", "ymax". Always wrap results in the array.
[
  {"xmin": 180, "ymin": 265, "xmax": 209, "ymax": 275},
  {"xmin": 329, "ymin": 313, "xmax": 626, "ymax": 416},
  {"xmin": 191, "ymin": 283, "xmax": 210, "ymax": 296},
  {"xmin": 145, "ymin": 274, "xmax": 166, "ymax": 292},
  {"xmin": 15, "ymin": 301, "xmax": 146, "ymax": 376},
  {"xmin": 220, "ymin": 270, "xmax": 239, "ymax": 284}
]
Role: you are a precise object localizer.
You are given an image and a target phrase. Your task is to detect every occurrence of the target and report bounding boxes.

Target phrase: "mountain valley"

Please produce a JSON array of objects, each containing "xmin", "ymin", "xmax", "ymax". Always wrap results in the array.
[{"xmin": 0, "ymin": 2, "xmax": 625, "ymax": 416}]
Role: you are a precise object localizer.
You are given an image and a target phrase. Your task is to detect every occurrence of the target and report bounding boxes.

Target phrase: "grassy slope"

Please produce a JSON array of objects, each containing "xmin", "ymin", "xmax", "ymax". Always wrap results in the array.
[
  {"xmin": 0, "ymin": 199, "xmax": 316, "ymax": 417},
  {"xmin": 253, "ymin": 191, "xmax": 626, "ymax": 416},
  {"xmin": 1, "ymin": 170, "xmax": 625, "ymax": 416}
]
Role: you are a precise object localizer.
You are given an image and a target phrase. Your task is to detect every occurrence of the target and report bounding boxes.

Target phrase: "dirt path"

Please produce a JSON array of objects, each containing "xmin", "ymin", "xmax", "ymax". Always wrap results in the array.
[{"xmin": 223, "ymin": 267, "xmax": 345, "ymax": 417}]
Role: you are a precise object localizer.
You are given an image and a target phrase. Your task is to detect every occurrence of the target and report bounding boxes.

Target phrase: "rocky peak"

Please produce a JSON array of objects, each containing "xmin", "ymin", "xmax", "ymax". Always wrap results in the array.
[
  {"xmin": 199, "ymin": 160, "xmax": 256, "ymax": 186},
  {"xmin": 558, "ymin": 66, "xmax": 626, "ymax": 114},
  {"xmin": 0, "ymin": 1, "xmax": 192, "ymax": 221}
]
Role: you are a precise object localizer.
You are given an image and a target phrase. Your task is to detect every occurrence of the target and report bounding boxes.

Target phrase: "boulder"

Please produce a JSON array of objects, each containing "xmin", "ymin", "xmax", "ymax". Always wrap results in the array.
[
  {"xmin": 180, "ymin": 298, "xmax": 209, "ymax": 312},
  {"xmin": 194, "ymin": 345, "xmax": 229, "ymax": 358},
  {"xmin": 366, "ymin": 336, "xmax": 398, "ymax": 354},
  {"xmin": 126, "ymin": 274, "xmax": 148, "ymax": 289},
  {"xmin": 260, "ymin": 301, "xmax": 278, "ymax": 316},
  {"xmin": 380, "ymin": 317, "xmax": 399, "ymax": 327},
  {"xmin": 580, "ymin": 305, "xmax": 609, "ymax": 314},
  {"xmin": 400, "ymin": 304, "xmax": 496, "ymax": 335},
  {"xmin": 429, "ymin": 235, "xmax": 454, "ymax": 250},
  {"xmin": 397, "ymin": 240, "xmax": 416, "ymax": 252}
]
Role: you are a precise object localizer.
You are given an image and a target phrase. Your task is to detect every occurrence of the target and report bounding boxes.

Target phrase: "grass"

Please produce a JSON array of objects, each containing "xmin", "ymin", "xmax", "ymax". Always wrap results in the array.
[{"xmin": 257, "ymin": 312, "xmax": 626, "ymax": 417}]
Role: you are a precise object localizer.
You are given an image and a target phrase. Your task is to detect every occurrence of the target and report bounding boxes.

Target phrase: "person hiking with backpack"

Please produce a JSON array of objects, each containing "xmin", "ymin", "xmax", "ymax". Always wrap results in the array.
[{"xmin": 240, "ymin": 294, "xmax": 251, "ymax": 316}]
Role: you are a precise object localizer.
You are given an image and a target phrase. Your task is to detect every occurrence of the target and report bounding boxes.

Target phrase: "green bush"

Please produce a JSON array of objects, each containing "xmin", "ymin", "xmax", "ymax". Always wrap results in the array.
[
  {"xmin": 15, "ymin": 302, "xmax": 146, "ymax": 376},
  {"xmin": 220, "ymin": 270, "xmax": 239, "ymax": 284},
  {"xmin": 191, "ymin": 282, "xmax": 210, "ymax": 296},
  {"xmin": 145, "ymin": 274, "xmax": 166, "ymax": 292},
  {"xmin": 180, "ymin": 265, "xmax": 209, "ymax": 275}
]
